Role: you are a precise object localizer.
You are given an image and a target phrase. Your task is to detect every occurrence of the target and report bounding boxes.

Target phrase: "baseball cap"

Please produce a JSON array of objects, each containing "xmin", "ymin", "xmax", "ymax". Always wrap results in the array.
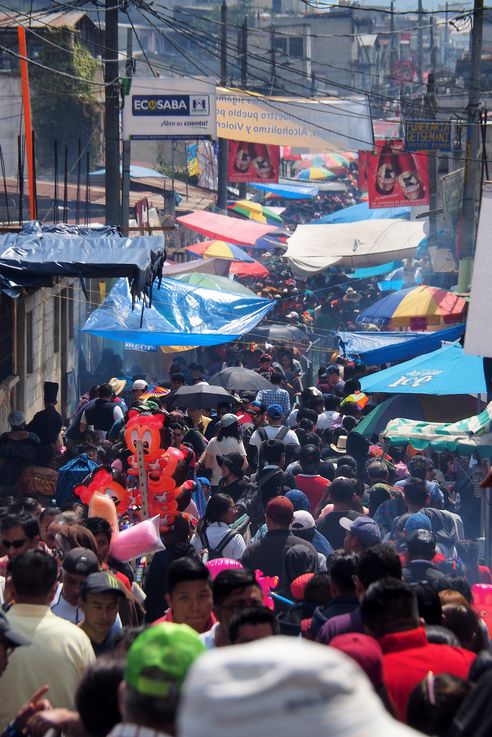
[
  {"xmin": 265, "ymin": 496, "xmax": 294, "ymax": 525},
  {"xmin": 218, "ymin": 413, "xmax": 239, "ymax": 428},
  {"xmin": 259, "ymin": 353, "xmax": 272, "ymax": 362},
  {"xmin": 286, "ymin": 311, "xmax": 299, "ymax": 319},
  {"xmin": 62, "ymin": 547, "xmax": 99, "ymax": 576},
  {"xmin": 339, "ymin": 516, "xmax": 382, "ymax": 547},
  {"xmin": 7, "ymin": 410, "xmax": 25, "ymax": 427},
  {"xmin": 81, "ymin": 571, "xmax": 125, "ymax": 598},
  {"xmin": 291, "ymin": 510, "xmax": 315, "ymax": 532},
  {"xmin": 326, "ymin": 365, "xmax": 340, "ymax": 375},
  {"xmin": 266, "ymin": 404, "xmax": 283, "ymax": 419},
  {"xmin": 132, "ymin": 379, "xmax": 148, "ymax": 391},
  {"xmin": 248, "ymin": 401, "xmax": 263, "ymax": 416},
  {"xmin": 330, "ymin": 633, "xmax": 384, "ymax": 687},
  {"xmin": 126, "ymin": 622, "xmax": 205, "ymax": 698},
  {"xmin": 290, "ymin": 572, "xmax": 315, "ymax": 601},
  {"xmin": 178, "ymin": 637, "xmax": 419, "ymax": 737},
  {"xmin": 404, "ymin": 512, "xmax": 432, "ymax": 535},
  {"xmin": 0, "ymin": 610, "xmax": 31, "ymax": 648}
]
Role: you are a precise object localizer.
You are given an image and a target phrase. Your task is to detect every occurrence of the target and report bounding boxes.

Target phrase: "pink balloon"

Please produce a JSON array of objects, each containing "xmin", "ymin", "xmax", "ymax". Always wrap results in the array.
[
  {"xmin": 255, "ymin": 569, "xmax": 278, "ymax": 610},
  {"xmin": 472, "ymin": 584, "xmax": 492, "ymax": 637},
  {"xmin": 206, "ymin": 558, "xmax": 244, "ymax": 579}
]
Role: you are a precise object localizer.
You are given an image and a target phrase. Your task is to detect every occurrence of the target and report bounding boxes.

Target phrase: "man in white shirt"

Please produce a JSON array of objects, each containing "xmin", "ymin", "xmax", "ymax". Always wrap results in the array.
[
  {"xmin": 0, "ymin": 549, "xmax": 94, "ymax": 729},
  {"xmin": 248, "ymin": 404, "xmax": 300, "ymax": 457},
  {"xmin": 51, "ymin": 547, "xmax": 100, "ymax": 624}
]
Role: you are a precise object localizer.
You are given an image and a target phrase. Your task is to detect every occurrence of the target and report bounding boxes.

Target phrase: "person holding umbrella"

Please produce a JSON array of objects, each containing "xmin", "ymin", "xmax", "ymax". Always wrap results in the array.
[{"xmin": 198, "ymin": 415, "xmax": 248, "ymax": 491}]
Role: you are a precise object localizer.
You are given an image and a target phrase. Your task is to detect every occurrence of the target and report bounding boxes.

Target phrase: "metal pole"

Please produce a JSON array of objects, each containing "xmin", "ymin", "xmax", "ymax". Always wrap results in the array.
[
  {"xmin": 428, "ymin": 18, "xmax": 438, "ymax": 246},
  {"xmin": 238, "ymin": 15, "xmax": 248, "ymax": 200},
  {"xmin": 444, "ymin": 2, "xmax": 449, "ymax": 71},
  {"xmin": 418, "ymin": 0, "xmax": 424, "ymax": 85},
  {"xmin": 216, "ymin": 0, "xmax": 228, "ymax": 211},
  {"xmin": 104, "ymin": 0, "xmax": 121, "ymax": 226},
  {"xmin": 457, "ymin": 0, "xmax": 484, "ymax": 291},
  {"xmin": 121, "ymin": 27, "xmax": 133, "ymax": 235},
  {"xmin": 390, "ymin": 0, "xmax": 397, "ymax": 94}
]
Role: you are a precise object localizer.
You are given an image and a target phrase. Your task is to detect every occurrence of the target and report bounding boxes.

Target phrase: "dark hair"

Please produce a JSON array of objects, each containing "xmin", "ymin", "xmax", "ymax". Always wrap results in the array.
[
  {"xmin": 407, "ymin": 530, "xmax": 436, "ymax": 561},
  {"xmin": 75, "ymin": 655, "xmax": 124, "ymax": 737},
  {"xmin": 262, "ymin": 439, "xmax": 285, "ymax": 465},
  {"xmin": 408, "ymin": 456, "xmax": 433, "ymax": 480},
  {"xmin": 339, "ymin": 401, "xmax": 359, "ymax": 418},
  {"xmin": 57, "ymin": 524, "xmax": 98, "ymax": 556},
  {"xmin": 366, "ymin": 460, "xmax": 389, "ymax": 483},
  {"xmin": 12, "ymin": 549, "xmax": 58, "ymax": 597},
  {"xmin": 357, "ymin": 544, "xmax": 402, "ymax": 590},
  {"xmin": 171, "ymin": 373, "xmax": 185, "ymax": 383},
  {"xmin": 318, "ymin": 460, "xmax": 335, "ymax": 482},
  {"xmin": 368, "ymin": 485, "xmax": 391, "ymax": 518},
  {"xmin": 336, "ymin": 455, "xmax": 358, "ymax": 472},
  {"xmin": 39, "ymin": 506, "xmax": 61, "ymax": 523},
  {"xmin": 21, "ymin": 498, "xmax": 41, "ymax": 514},
  {"xmin": 303, "ymin": 572, "xmax": 332, "ymax": 606},
  {"xmin": 411, "ymin": 582, "xmax": 443, "ymax": 625},
  {"xmin": 360, "ymin": 578, "xmax": 419, "ymax": 638},
  {"xmin": 324, "ymin": 395, "xmax": 339, "ymax": 411},
  {"xmin": 98, "ymin": 383, "xmax": 113, "ymax": 399},
  {"xmin": 469, "ymin": 650, "xmax": 492, "ymax": 682},
  {"xmin": 203, "ymin": 493, "xmax": 234, "ymax": 529},
  {"xmin": 84, "ymin": 517, "xmax": 113, "ymax": 542},
  {"xmin": 0, "ymin": 512, "xmax": 40, "ymax": 540},
  {"xmin": 436, "ymin": 576, "xmax": 472, "ymax": 604},
  {"xmin": 456, "ymin": 540, "xmax": 481, "ymax": 585},
  {"xmin": 330, "ymin": 477, "xmax": 355, "ymax": 504},
  {"xmin": 407, "ymin": 674, "xmax": 471, "ymax": 737},
  {"xmin": 404, "ymin": 477, "xmax": 429, "ymax": 508},
  {"xmin": 442, "ymin": 604, "xmax": 488, "ymax": 652},
  {"xmin": 426, "ymin": 625, "xmax": 460, "ymax": 646},
  {"xmin": 229, "ymin": 606, "xmax": 279, "ymax": 643},
  {"xmin": 212, "ymin": 569, "xmax": 260, "ymax": 608},
  {"xmin": 168, "ymin": 558, "xmax": 212, "ymax": 595},
  {"xmin": 342, "ymin": 416, "xmax": 357, "ymax": 433},
  {"xmin": 329, "ymin": 551, "xmax": 359, "ymax": 596}
]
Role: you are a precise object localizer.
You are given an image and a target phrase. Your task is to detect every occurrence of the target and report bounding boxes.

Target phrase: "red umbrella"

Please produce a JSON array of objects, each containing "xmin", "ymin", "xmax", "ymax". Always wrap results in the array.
[{"xmin": 230, "ymin": 259, "xmax": 269, "ymax": 278}]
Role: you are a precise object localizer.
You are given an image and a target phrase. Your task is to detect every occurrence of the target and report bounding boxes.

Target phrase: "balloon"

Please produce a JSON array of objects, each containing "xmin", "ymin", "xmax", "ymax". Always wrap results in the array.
[
  {"xmin": 110, "ymin": 515, "xmax": 165, "ymax": 561},
  {"xmin": 88, "ymin": 492, "xmax": 118, "ymax": 538},
  {"xmin": 255, "ymin": 569, "xmax": 279, "ymax": 610},
  {"xmin": 472, "ymin": 584, "xmax": 492, "ymax": 637},
  {"xmin": 206, "ymin": 558, "xmax": 244, "ymax": 579},
  {"xmin": 75, "ymin": 469, "xmax": 131, "ymax": 516}
]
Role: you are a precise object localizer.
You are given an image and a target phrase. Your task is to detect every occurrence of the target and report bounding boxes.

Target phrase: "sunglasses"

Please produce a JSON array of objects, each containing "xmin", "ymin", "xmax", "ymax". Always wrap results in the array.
[{"xmin": 2, "ymin": 538, "xmax": 28, "ymax": 550}]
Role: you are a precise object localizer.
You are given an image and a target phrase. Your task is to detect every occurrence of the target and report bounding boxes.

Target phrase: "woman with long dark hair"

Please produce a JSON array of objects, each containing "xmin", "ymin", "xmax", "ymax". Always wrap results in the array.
[
  {"xmin": 192, "ymin": 493, "xmax": 245, "ymax": 561},
  {"xmin": 199, "ymin": 414, "xmax": 247, "ymax": 490}
]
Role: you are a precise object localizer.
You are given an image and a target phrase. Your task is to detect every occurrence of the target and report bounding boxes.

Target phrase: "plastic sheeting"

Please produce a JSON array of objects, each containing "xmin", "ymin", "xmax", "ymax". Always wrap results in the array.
[
  {"xmin": 249, "ymin": 182, "xmax": 319, "ymax": 199},
  {"xmin": 81, "ymin": 277, "xmax": 274, "ymax": 347},
  {"xmin": 285, "ymin": 219, "xmax": 427, "ymax": 277},
  {"xmin": 176, "ymin": 211, "xmax": 279, "ymax": 246},
  {"xmin": 347, "ymin": 261, "xmax": 403, "ymax": 280},
  {"xmin": 360, "ymin": 342, "xmax": 485, "ymax": 395},
  {"xmin": 311, "ymin": 202, "xmax": 411, "ymax": 224},
  {"xmin": 0, "ymin": 221, "xmax": 165, "ymax": 299},
  {"xmin": 338, "ymin": 324, "xmax": 466, "ymax": 364}
]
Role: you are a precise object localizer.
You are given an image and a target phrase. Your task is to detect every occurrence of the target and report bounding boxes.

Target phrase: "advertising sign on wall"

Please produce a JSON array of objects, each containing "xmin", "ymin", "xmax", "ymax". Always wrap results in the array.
[
  {"xmin": 228, "ymin": 140, "xmax": 279, "ymax": 183},
  {"xmin": 364, "ymin": 140, "xmax": 430, "ymax": 209}
]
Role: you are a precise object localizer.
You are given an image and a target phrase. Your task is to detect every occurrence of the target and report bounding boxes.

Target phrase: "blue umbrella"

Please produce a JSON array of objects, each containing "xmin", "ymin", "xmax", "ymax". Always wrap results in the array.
[{"xmin": 360, "ymin": 343, "xmax": 485, "ymax": 395}]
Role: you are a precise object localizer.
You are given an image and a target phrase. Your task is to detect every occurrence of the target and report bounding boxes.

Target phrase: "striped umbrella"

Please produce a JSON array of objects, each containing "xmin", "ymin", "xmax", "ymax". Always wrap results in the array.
[
  {"xmin": 139, "ymin": 385, "xmax": 170, "ymax": 401},
  {"xmin": 228, "ymin": 200, "xmax": 284, "ymax": 226},
  {"xmin": 172, "ymin": 272, "xmax": 257, "ymax": 297},
  {"xmin": 185, "ymin": 240, "xmax": 255, "ymax": 263},
  {"xmin": 357, "ymin": 285, "xmax": 468, "ymax": 329},
  {"xmin": 297, "ymin": 167, "xmax": 337, "ymax": 181}
]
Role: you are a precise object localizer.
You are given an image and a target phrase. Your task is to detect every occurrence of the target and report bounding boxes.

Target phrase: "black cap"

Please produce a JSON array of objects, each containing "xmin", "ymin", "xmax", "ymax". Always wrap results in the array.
[
  {"xmin": 216, "ymin": 452, "xmax": 245, "ymax": 478},
  {"xmin": 81, "ymin": 571, "xmax": 125, "ymax": 598},
  {"xmin": 0, "ymin": 610, "xmax": 31, "ymax": 648},
  {"xmin": 62, "ymin": 547, "xmax": 99, "ymax": 576}
]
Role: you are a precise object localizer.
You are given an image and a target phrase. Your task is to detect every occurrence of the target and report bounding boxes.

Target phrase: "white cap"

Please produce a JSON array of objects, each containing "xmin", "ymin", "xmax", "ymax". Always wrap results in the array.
[
  {"xmin": 178, "ymin": 637, "xmax": 420, "ymax": 737},
  {"xmin": 132, "ymin": 379, "xmax": 148, "ymax": 391},
  {"xmin": 291, "ymin": 510, "xmax": 315, "ymax": 531}
]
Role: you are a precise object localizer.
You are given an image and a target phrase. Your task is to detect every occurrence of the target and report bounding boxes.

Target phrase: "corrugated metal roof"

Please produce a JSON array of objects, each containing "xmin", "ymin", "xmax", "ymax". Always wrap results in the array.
[{"xmin": 0, "ymin": 11, "xmax": 88, "ymax": 29}]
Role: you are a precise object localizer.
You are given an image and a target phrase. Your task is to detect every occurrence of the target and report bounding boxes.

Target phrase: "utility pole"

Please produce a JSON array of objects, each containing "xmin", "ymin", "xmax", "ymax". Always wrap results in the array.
[
  {"xmin": 216, "ymin": 0, "xmax": 228, "ymax": 211},
  {"xmin": 238, "ymin": 16, "xmax": 248, "ymax": 200},
  {"xmin": 458, "ymin": 0, "xmax": 484, "ymax": 292},
  {"xmin": 418, "ymin": 0, "xmax": 424, "ymax": 85},
  {"xmin": 444, "ymin": 2, "xmax": 449, "ymax": 71},
  {"xmin": 270, "ymin": 25, "xmax": 277, "ymax": 93},
  {"xmin": 104, "ymin": 0, "xmax": 120, "ymax": 226},
  {"xmin": 428, "ymin": 18, "xmax": 438, "ymax": 246},
  {"xmin": 121, "ymin": 27, "xmax": 133, "ymax": 234},
  {"xmin": 390, "ymin": 0, "xmax": 397, "ymax": 96}
]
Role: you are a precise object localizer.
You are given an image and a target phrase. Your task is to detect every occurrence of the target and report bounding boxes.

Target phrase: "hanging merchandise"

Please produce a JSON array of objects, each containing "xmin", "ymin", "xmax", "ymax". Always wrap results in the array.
[{"xmin": 363, "ymin": 140, "xmax": 430, "ymax": 209}]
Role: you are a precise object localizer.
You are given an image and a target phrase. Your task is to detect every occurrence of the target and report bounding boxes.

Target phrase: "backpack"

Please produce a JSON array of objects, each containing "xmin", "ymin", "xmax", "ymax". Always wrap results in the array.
[
  {"xmin": 55, "ymin": 454, "xmax": 99, "ymax": 507},
  {"xmin": 256, "ymin": 426, "xmax": 295, "ymax": 468},
  {"xmin": 238, "ymin": 466, "xmax": 284, "ymax": 533},
  {"xmin": 422, "ymin": 507, "xmax": 458, "ymax": 558},
  {"xmin": 199, "ymin": 528, "xmax": 239, "ymax": 562}
]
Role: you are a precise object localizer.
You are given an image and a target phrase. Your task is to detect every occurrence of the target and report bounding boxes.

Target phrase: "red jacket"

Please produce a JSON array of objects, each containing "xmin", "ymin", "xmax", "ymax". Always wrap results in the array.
[{"xmin": 379, "ymin": 626, "xmax": 475, "ymax": 722}]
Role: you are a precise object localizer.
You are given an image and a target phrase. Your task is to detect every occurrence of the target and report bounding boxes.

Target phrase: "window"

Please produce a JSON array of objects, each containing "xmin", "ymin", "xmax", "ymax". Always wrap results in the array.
[
  {"xmin": 26, "ymin": 311, "xmax": 33, "ymax": 374},
  {"xmin": 273, "ymin": 37, "xmax": 288, "ymax": 55},
  {"xmin": 0, "ymin": 296, "xmax": 13, "ymax": 381},
  {"xmin": 54, "ymin": 294, "xmax": 60, "ymax": 353},
  {"xmin": 289, "ymin": 37, "xmax": 304, "ymax": 58}
]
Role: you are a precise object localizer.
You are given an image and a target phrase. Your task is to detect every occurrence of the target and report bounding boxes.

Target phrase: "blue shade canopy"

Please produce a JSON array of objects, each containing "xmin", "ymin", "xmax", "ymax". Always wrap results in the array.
[
  {"xmin": 360, "ymin": 342, "xmax": 485, "ymax": 395},
  {"xmin": 81, "ymin": 278, "xmax": 274, "ymax": 347},
  {"xmin": 338, "ymin": 324, "xmax": 466, "ymax": 364},
  {"xmin": 311, "ymin": 202, "xmax": 411, "ymax": 224},
  {"xmin": 347, "ymin": 260, "xmax": 403, "ymax": 280},
  {"xmin": 90, "ymin": 165, "xmax": 167, "ymax": 178},
  {"xmin": 249, "ymin": 182, "xmax": 319, "ymax": 199}
]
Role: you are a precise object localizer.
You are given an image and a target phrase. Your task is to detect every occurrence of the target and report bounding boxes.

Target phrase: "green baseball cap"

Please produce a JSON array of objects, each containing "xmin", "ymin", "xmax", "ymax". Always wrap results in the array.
[{"xmin": 125, "ymin": 623, "xmax": 205, "ymax": 699}]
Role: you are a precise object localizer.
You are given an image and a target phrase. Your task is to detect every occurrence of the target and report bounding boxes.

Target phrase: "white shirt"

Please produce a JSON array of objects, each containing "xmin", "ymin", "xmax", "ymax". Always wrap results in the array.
[
  {"xmin": 205, "ymin": 436, "xmax": 247, "ymax": 486},
  {"xmin": 191, "ymin": 522, "xmax": 246, "ymax": 561},
  {"xmin": 200, "ymin": 621, "xmax": 219, "ymax": 650},
  {"xmin": 50, "ymin": 583, "xmax": 83, "ymax": 623},
  {"xmin": 249, "ymin": 424, "xmax": 300, "ymax": 450},
  {"xmin": 316, "ymin": 411, "xmax": 341, "ymax": 430}
]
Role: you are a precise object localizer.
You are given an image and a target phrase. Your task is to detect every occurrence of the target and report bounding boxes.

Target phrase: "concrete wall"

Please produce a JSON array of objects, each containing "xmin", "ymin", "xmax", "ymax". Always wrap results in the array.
[{"xmin": 0, "ymin": 74, "xmax": 22, "ymax": 178}]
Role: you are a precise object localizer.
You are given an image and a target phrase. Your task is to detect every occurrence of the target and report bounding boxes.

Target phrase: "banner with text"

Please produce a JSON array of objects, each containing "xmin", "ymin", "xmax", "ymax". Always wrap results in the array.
[
  {"xmin": 228, "ymin": 140, "xmax": 280, "ymax": 183},
  {"xmin": 365, "ymin": 140, "xmax": 430, "ymax": 209}
]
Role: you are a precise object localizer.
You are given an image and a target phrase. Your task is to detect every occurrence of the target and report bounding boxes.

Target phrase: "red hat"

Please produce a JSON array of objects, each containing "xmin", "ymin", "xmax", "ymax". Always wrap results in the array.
[
  {"xmin": 330, "ymin": 633, "xmax": 384, "ymax": 687},
  {"xmin": 290, "ymin": 572, "xmax": 315, "ymax": 601},
  {"xmin": 265, "ymin": 496, "xmax": 294, "ymax": 525}
]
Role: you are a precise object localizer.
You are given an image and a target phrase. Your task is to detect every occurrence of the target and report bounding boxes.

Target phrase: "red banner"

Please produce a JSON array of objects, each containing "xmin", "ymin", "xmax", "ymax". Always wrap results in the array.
[
  {"xmin": 228, "ymin": 140, "xmax": 280, "ymax": 183},
  {"xmin": 364, "ymin": 140, "xmax": 429, "ymax": 209}
]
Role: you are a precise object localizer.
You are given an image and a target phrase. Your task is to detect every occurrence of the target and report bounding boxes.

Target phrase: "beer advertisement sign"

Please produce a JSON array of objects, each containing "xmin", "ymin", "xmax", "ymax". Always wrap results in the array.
[
  {"xmin": 362, "ymin": 140, "xmax": 430, "ymax": 209},
  {"xmin": 228, "ymin": 140, "xmax": 280, "ymax": 183}
]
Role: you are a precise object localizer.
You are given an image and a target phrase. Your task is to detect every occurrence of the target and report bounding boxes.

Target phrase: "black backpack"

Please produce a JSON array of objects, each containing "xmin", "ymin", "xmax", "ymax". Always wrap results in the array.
[
  {"xmin": 421, "ymin": 507, "xmax": 457, "ymax": 557},
  {"xmin": 199, "ymin": 528, "xmax": 239, "ymax": 561},
  {"xmin": 256, "ymin": 426, "xmax": 296, "ymax": 468},
  {"xmin": 237, "ymin": 466, "xmax": 284, "ymax": 533}
]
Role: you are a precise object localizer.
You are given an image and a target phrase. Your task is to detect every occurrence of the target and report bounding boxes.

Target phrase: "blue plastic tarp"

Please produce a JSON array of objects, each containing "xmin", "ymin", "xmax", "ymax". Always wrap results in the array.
[
  {"xmin": 348, "ymin": 261, "xmax": 403, "ymax": 280},
  {"xmin": 310, "ymin": 202, "xmax": 411, "ymax": 224},
  {"xmin": 81, "ymin": 277, "xmax": 275, "ymax": 347},
  {"xmin": 249, "ymin": 182, "xmax": 319, "ymax": 199},
  {"xmin": 338, "ymin": 323, "xmax": 466, "ymax": 364},
  {"xmin": 360, "ymin": 342, "xmax": 484, "ymax": 395}
]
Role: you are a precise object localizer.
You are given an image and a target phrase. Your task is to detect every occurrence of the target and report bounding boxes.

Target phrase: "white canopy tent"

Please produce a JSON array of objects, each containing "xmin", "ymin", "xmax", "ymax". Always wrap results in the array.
[{"xmin": 284, "ymin": 219, "xmax": 428, "ymax": 277}]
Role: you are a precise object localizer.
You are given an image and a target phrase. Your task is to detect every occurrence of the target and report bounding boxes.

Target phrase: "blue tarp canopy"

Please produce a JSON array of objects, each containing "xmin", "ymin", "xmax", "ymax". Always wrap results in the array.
[
  {"xmin": 348, "ymin": 261, "xmax": 403, "ymax": 280},
  {"xmin": 249, "ymin": 182, "xmax": 318, "ymax": 199},
  {"xmin": 81, "ymin": 277, "xmax": 275, "ymax": 347},
  {"xmin": 338, "ymin": 323, "xmax": 466, "ymax": 364},
  {"xmin": 311, "ymin": 202, "xmax": 411, "ymax": 224},
  {"xmin": 360, "ymin": 342, "xmax": 485, "ymax": 395},
  {"xmin": 0, "ymin": 222, "xmax": 165, "ymax": 299}
]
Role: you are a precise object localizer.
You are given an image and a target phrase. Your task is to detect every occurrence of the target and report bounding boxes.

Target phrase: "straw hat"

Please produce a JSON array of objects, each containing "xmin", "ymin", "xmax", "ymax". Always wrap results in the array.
[
  {"xmin": 108, "ymin": 377, "xmax": 126, "ymax": 396},
  {"xmin": 330, "ymin": 435, "xmax": 347, "ymax": 454}
]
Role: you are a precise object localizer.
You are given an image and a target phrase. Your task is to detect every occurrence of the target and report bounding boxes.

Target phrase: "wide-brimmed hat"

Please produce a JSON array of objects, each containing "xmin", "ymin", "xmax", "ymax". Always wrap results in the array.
[
  {"xmin": 108, "ymin": 377, "xmax": 126, "ymax": 396},
  {"xmin": 343, "ymin": 287, "xmax": 362, "ymax": 303},
  {"xmin": 330, "ymin": 435, "xmax": 347, "ymax": 454}
]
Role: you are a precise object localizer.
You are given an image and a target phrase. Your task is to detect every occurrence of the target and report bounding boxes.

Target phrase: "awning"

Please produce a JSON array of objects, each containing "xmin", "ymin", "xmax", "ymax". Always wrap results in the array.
[
  {"xmin": 249, "ymin": 182, "xmax": 319, "ymax": 199},
  {"xmin": 347, "ymin": 260, "xmax": 403, "ymax": 280},
  {"xmin": 311, "ymin": 202, "xmax": 411, "ymax": 224},
  {"xmin": 0, "ymin": 221, "xmax": 165, "ymax": 299},
  {"xmin": 338, "ymin": 323, "xmax": 466, "ymax": 364},
  {"xmin": 163, "ymin": 258, "xmax": 230, "ymax": 278},
  {"xmin": 177, "ymin": 211, "xmax": 279, "ymax": 246},
  {"xmin": 360, "ymin": 342, "xmax": 485, "ymax": 395},
  {"xmin": 81, "ymin": 277, "xmax": 274, "ymax": 347},
  {"xmin": 285, "ymin": 219, "xmax": 427, "ymax": 277}
]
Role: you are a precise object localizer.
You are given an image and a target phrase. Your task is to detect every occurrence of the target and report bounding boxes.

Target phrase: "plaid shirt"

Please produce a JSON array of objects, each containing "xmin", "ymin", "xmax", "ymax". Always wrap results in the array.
[{"xmin": 255, "ymin": 387, "xmax": 291, "ymax": 417}]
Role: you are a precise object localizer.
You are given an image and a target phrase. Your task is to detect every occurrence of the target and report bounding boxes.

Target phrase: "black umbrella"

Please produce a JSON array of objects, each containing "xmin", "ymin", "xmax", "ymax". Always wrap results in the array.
[
  {"xmin": 173, "ymin": 384, "xmax": 235, "ymax": 409},
  {"xmin": 208, "ymin": 367, "xmax": 274, "ymax": 392},
  {"xmin": 250, "ymin": 323, "xmax": 311, "ymax": 346}
]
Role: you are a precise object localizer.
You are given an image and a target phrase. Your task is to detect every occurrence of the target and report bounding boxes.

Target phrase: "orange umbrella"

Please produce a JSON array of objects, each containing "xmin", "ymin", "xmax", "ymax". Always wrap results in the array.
[{"xmin": 230, "ymin": 259, "xmax": 269, "ymax": 278}]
